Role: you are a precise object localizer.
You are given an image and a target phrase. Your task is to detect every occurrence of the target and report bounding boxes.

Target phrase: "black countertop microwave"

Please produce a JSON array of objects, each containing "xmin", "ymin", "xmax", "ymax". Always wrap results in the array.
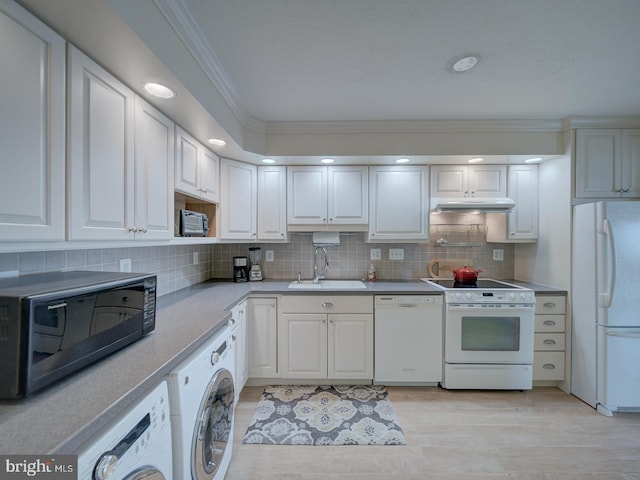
[{"xmin": 0, "ymin": 271, "xmax": 156, "ymax": 399}]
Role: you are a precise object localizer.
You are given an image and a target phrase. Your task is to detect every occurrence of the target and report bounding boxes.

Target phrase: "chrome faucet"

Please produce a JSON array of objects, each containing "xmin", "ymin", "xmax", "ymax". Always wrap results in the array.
[{"xmin": 313, "ymin": 246, "xmax": 329, "ymax": 283}]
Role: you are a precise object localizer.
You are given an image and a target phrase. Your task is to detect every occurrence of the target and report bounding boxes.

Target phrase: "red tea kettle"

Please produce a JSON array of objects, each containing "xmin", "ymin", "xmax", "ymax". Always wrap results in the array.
[{"xmin": 452, "ymin": 265, "xmax": 483, "ymax": 284}]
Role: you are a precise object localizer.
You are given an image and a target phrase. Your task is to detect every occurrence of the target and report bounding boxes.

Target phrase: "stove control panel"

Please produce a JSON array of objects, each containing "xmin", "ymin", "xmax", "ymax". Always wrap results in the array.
[{"xmin": 445, "ymin": 290, "xmax": 535, "ymax": 304}]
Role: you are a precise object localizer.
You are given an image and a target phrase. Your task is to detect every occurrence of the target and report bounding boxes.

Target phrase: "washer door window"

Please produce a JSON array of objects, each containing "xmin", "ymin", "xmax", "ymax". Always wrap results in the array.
[{"xmin": 192, "ymin": 368, "xmax": 235, "ymax": 480}]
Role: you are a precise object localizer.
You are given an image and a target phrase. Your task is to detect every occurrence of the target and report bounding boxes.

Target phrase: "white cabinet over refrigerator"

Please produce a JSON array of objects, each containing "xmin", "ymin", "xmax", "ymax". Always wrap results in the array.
[{"xmin": 572, "ymin": 201, "xmax": 640, "ymax": 415}]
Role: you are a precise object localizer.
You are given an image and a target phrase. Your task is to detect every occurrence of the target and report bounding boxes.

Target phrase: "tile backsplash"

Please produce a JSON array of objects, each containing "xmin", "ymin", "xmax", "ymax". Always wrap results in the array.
[
  {"xmin": 0, "ymin": 244, "xmax": 212, "ymax": 297},
  {"xmin": 0, "ymin": 214, "xmax": 515, "ymax": 294},
  {"xmin": 212, "ymin": 213, "xmax": 515, "ymax": 282}
]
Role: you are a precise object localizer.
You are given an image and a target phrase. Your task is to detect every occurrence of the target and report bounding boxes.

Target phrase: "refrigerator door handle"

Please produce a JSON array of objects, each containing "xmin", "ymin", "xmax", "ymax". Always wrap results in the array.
[
  {"xmin": 606, "ymin": 331, "xmax": 640, "ymax": 339},
  {"xmin": 598, "ymin": 218, "xmax": 615, "ymax": 308}
]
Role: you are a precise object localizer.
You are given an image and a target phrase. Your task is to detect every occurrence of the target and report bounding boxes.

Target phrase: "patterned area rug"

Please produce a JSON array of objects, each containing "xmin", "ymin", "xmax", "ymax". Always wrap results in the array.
[{"xmin": 243, "ymin": 385, "xmax": 406, "ymax": 445}]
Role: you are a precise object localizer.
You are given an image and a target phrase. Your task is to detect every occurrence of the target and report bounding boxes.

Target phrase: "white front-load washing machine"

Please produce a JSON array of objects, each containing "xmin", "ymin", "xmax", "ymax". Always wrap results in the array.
[
  {"xmin": 77, "ymin": 381, "xmax": 173, "ymax": 480},
  {"xmin": 168, "ymin": 325, "xmax": 235, "ymax": 480}
]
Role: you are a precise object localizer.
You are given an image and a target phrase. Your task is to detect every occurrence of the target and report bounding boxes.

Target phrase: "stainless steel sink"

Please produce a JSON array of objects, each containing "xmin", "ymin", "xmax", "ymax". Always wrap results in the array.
[{"xmin": 288, "ymin": 280, "xmax": 367, "ymax": 289}]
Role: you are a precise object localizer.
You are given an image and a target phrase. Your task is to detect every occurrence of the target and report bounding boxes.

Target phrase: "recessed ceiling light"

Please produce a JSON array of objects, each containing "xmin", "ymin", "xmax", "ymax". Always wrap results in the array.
[
  {"xmin": 208, "ymin": 138, "xmax": 226, "ymax": 146},
  {"xmin": 321, "ymin": 158, "xmax": 334, "ymax": 164},
  {"xmin": 396, "ymin": 158, "xmax": 411, "ymax": 164},
  {"xmin": 468, "ymin": 157, "xmax": 484, "ymax": 163},
  {"xmin": 525, "ymin": 157, "xmax": 542, "ymax": 163},
  {"xmin": 452, "ymin": 55, "xmax": 479, "ymax": 73},
  {"xmin": 262, "ymin": 158, "xmax": 276, "ymax": 164},
  {"xmin": 143, "ymin": 82, "xmax": 175, "ymax": 99}
]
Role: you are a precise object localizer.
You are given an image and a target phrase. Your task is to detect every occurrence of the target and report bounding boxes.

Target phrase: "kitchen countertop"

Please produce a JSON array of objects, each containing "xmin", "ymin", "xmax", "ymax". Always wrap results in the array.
[
  {"xmin": 0, "ymin": 277, "xmax": 563, "ymax": 454},
  {"xmin": 505, "ymin": 279, "xmax": 568, "ymax": 295}
]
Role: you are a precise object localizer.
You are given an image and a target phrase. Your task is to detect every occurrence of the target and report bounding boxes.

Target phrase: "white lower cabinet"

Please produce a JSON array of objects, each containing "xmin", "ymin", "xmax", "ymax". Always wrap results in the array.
[
  {"xmin": 533, "ymin": 295, "xmax": 566, "ymax": 381},
  {"xmin": 247, "ymin": 297, "xmax": 278, "ymax": 378},
  {"xmin": 279, "ymin": 295, "xmax": 373, "ymax": 380},
  {"xmin": 230, "ymin": 300, "xmax": 248, "ymax": 402}
]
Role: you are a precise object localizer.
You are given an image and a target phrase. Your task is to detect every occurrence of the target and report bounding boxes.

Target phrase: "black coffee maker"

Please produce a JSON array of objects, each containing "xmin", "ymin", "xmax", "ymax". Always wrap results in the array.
[{"xmin": 233, "ymin": 256, "xmax": 249, "ymax": 282}]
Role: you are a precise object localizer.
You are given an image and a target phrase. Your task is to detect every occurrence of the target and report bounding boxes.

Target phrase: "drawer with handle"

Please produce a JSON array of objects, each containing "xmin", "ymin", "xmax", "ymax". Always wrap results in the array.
[
  {"xmin": 534, "ymin": 314, "xmax": 565, "ymax": 333},
  {"xmin": 534, "ymin": 333, "xmax": 565, "ymax": 351},
  {"xmin": 535, "ymin": 295, "xmax": 565, "ymax": 314},
  {"xmin": 533, "ymin": 351, "xmax": 565, "ymax": 381}
]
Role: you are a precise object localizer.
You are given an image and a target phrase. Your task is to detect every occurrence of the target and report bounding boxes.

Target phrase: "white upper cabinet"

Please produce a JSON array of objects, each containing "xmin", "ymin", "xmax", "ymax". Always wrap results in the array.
[
  {"xmin": 219, "ymin": 159, "xmax": 257, "ymax": 240},
  {"xmin": 68, "ymin": 46, "xmax": 175, "ymax": 241},
  {"xmin": 133, "ymin": 96, "xmax": 175, "ymax": 240},
  {"xmin": 486, "ymin": 164, "xmax": 539, "ymax": 243},
  {"xmin": 287, "ymin": 166, "xmax": 368, "ymax": 225},
  {"xmin": 68, "ymin": 46, "xmax": 136, "ymax": 240},
  {"xmin": 257, "ymin": 166, "xmax": 287, "ymax": 242},
  {"xmin": 575, "ymin": 129, "xmax": 640, "ymax": 198},
  {"xmin": 431, "ymin": 165, "xmax": 507, "ymax": 198},
  {"xmin": 327, "ymin": 166, "xmax": 369, "ymax": 224},
  {"xmin": 368, "ymin": 165, "xmax": 429, "ymax": 242},
  {"xmin": 0, "ymin": 2, "xmax": 65, "ymax": 241},
  {"xmin": 175, "ymin": 127, "xmax": 219, "ymax": 203}
]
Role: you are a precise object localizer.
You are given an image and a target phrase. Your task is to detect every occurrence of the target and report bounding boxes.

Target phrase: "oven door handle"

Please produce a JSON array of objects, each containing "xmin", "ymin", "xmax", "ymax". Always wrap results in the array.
[{"xmin": 447, "ymin": 304, "xmax": 534, "ymax": 312}]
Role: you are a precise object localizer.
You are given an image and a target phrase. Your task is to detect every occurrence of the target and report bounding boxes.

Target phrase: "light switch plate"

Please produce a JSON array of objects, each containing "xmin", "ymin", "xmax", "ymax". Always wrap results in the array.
[
  {"xmin": 493, "ymin": 249, "xmax": 504, "ymax": 261},
  {"xmin": 266, "ymin": 250, "xmax": 274, "ymax": 262},
  {"xmin": 389, "ymin": 248, "xmax": 404, "ymax": 260},
  {"xmin": 370, "ymin": 248, "xmax": 381, "ymax": 260},
  {"xmin": 193, "ymin": 252, "xmax": 199, "ymax": 265},
  {"xmin": 119, "ymin": 258, "xmax": 132, "ymax": 272}
]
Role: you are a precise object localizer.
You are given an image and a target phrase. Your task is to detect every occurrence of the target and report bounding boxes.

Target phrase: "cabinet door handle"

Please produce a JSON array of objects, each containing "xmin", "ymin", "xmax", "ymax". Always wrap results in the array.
[
  {"xmin": 321, "ymin": 302, "xmax": 333, "ymax": 308},
  {"xmin": 543, "ymin": 320, "xmax": 557, "ymax": 326},
  {"xmin": 543, "ymin": 363, "xmax": 556, "ymax": 369},
  {"xmin": 543, "ymin": 339, "xmax": 557, "ymax": 345},
  {"xmin": 543, "ymin": 302, "xmax": 556, "ymax": 308},
  {"xmin": 322, "ymin": 319, "xmax": 326, "ymax": 324},
  {"xmin": 128, "ymin": 226, "xmax": 137, "ymax": 232}
]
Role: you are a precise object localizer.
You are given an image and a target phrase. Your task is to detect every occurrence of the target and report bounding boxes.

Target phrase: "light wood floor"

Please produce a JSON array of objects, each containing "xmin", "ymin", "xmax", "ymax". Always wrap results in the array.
[{"xmin": 227, "ymin": 386, "xmax": 640, "ymax": 479}]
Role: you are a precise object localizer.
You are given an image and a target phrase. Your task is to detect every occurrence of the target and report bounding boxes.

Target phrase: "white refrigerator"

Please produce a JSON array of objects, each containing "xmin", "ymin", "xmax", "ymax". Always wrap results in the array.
[{"xmin": 572, "ymin": 201, "xmax": 640, "ymax": 416}]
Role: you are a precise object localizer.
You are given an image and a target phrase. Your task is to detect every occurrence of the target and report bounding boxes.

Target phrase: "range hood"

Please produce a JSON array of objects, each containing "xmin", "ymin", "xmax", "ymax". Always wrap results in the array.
[{"xmin": 430, "ymin": 197, "xmax": 516, "ymax": 213}]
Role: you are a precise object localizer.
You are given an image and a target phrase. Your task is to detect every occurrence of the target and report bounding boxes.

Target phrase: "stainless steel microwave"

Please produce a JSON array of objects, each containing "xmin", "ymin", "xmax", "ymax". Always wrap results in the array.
[
  {"xmin": 0, "ymin": 271, "xmax": 156, "ymax": 399},
  {"xmin": 179, "ymin": 209, "xmax": 209, "ymax": 237}
]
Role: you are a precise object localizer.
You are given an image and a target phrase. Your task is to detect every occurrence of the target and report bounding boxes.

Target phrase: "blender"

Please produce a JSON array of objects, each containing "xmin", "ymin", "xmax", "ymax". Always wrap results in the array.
[{"xmin": 248, "ymin": 247, "xmax": 263, "ymax": 281}]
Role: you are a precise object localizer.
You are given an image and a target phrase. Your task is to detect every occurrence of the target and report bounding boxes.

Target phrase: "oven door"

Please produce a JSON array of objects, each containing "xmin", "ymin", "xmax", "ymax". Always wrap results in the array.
[{"xmin": 445, "ymin": 303, "xmax": 534, "ymax": 364}]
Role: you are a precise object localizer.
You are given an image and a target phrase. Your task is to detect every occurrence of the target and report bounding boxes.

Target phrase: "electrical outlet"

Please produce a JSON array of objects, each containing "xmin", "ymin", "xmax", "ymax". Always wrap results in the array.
[
  {"xmin": 266, "ymin": 250, "xmax": 274, "ymax": 262},
  {"xmin": 193, "ymin": 252, "xmax": 199, "ymax": 265},
  {"xmin": 389, "ymin": 248, "xmax": 404, "ymax": 260},
  {"xmin": 119, "ymin": 258, "xmax": 132, "ymax": 272},
  {"xmin": 370, "ymin": 248, "xmax": 381, "ymax": 260},
  {"xmin": 493, "ymin": 249, "xmax": 504, "ymax": 261}
]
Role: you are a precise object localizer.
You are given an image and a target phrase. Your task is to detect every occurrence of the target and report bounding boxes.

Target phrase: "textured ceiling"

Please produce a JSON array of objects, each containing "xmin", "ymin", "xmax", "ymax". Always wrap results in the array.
[
  {"xmin": 15, "ymin": 0, "xmax": 640, "ymax": 161},
  {"xmin": 183, "ymin": 0, "xmax": 640, "ymax": 123}
]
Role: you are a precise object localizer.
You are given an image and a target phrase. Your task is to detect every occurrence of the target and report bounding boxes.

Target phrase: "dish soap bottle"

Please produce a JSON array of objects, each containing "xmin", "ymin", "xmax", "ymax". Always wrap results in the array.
[{"xmin": 367, "ymin": 264, "xmax": 377, "ymax": 282}]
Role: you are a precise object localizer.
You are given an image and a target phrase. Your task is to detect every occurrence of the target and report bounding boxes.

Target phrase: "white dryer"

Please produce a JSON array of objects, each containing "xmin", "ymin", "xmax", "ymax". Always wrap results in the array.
[
  {"xmin": 77, "ymin": 381, "xmax": 173, "ymax": 480},
  {"xmin": 168, "ymin": 326, "xmax": 235, "ymax": 480}
]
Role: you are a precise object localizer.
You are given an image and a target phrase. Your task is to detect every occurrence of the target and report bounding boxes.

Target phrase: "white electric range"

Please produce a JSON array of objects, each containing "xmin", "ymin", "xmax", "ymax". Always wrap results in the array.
[{"xmin": 421, "ymin": 278, "xmax": 536, "ymax": 390}]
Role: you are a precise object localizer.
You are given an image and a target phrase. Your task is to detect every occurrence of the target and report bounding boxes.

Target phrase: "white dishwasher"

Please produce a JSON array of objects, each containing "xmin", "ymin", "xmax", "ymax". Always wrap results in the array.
[{"xmin": 374, "ymin": 295, "xmax": 443, "ymax": 385}]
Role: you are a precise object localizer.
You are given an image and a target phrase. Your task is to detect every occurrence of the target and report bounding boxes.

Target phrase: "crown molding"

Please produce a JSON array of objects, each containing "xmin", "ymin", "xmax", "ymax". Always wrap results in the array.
[
  {"xmin": 152, "ymin": 0, "xmax": 249, "ymax": 125},
  {"xmin": 562, "ymin": 116, "xmax": 640, "ymax": 129},
  {"xmin": 265, "ymin": 119, "xmax": 563, "ymax": 135}
]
